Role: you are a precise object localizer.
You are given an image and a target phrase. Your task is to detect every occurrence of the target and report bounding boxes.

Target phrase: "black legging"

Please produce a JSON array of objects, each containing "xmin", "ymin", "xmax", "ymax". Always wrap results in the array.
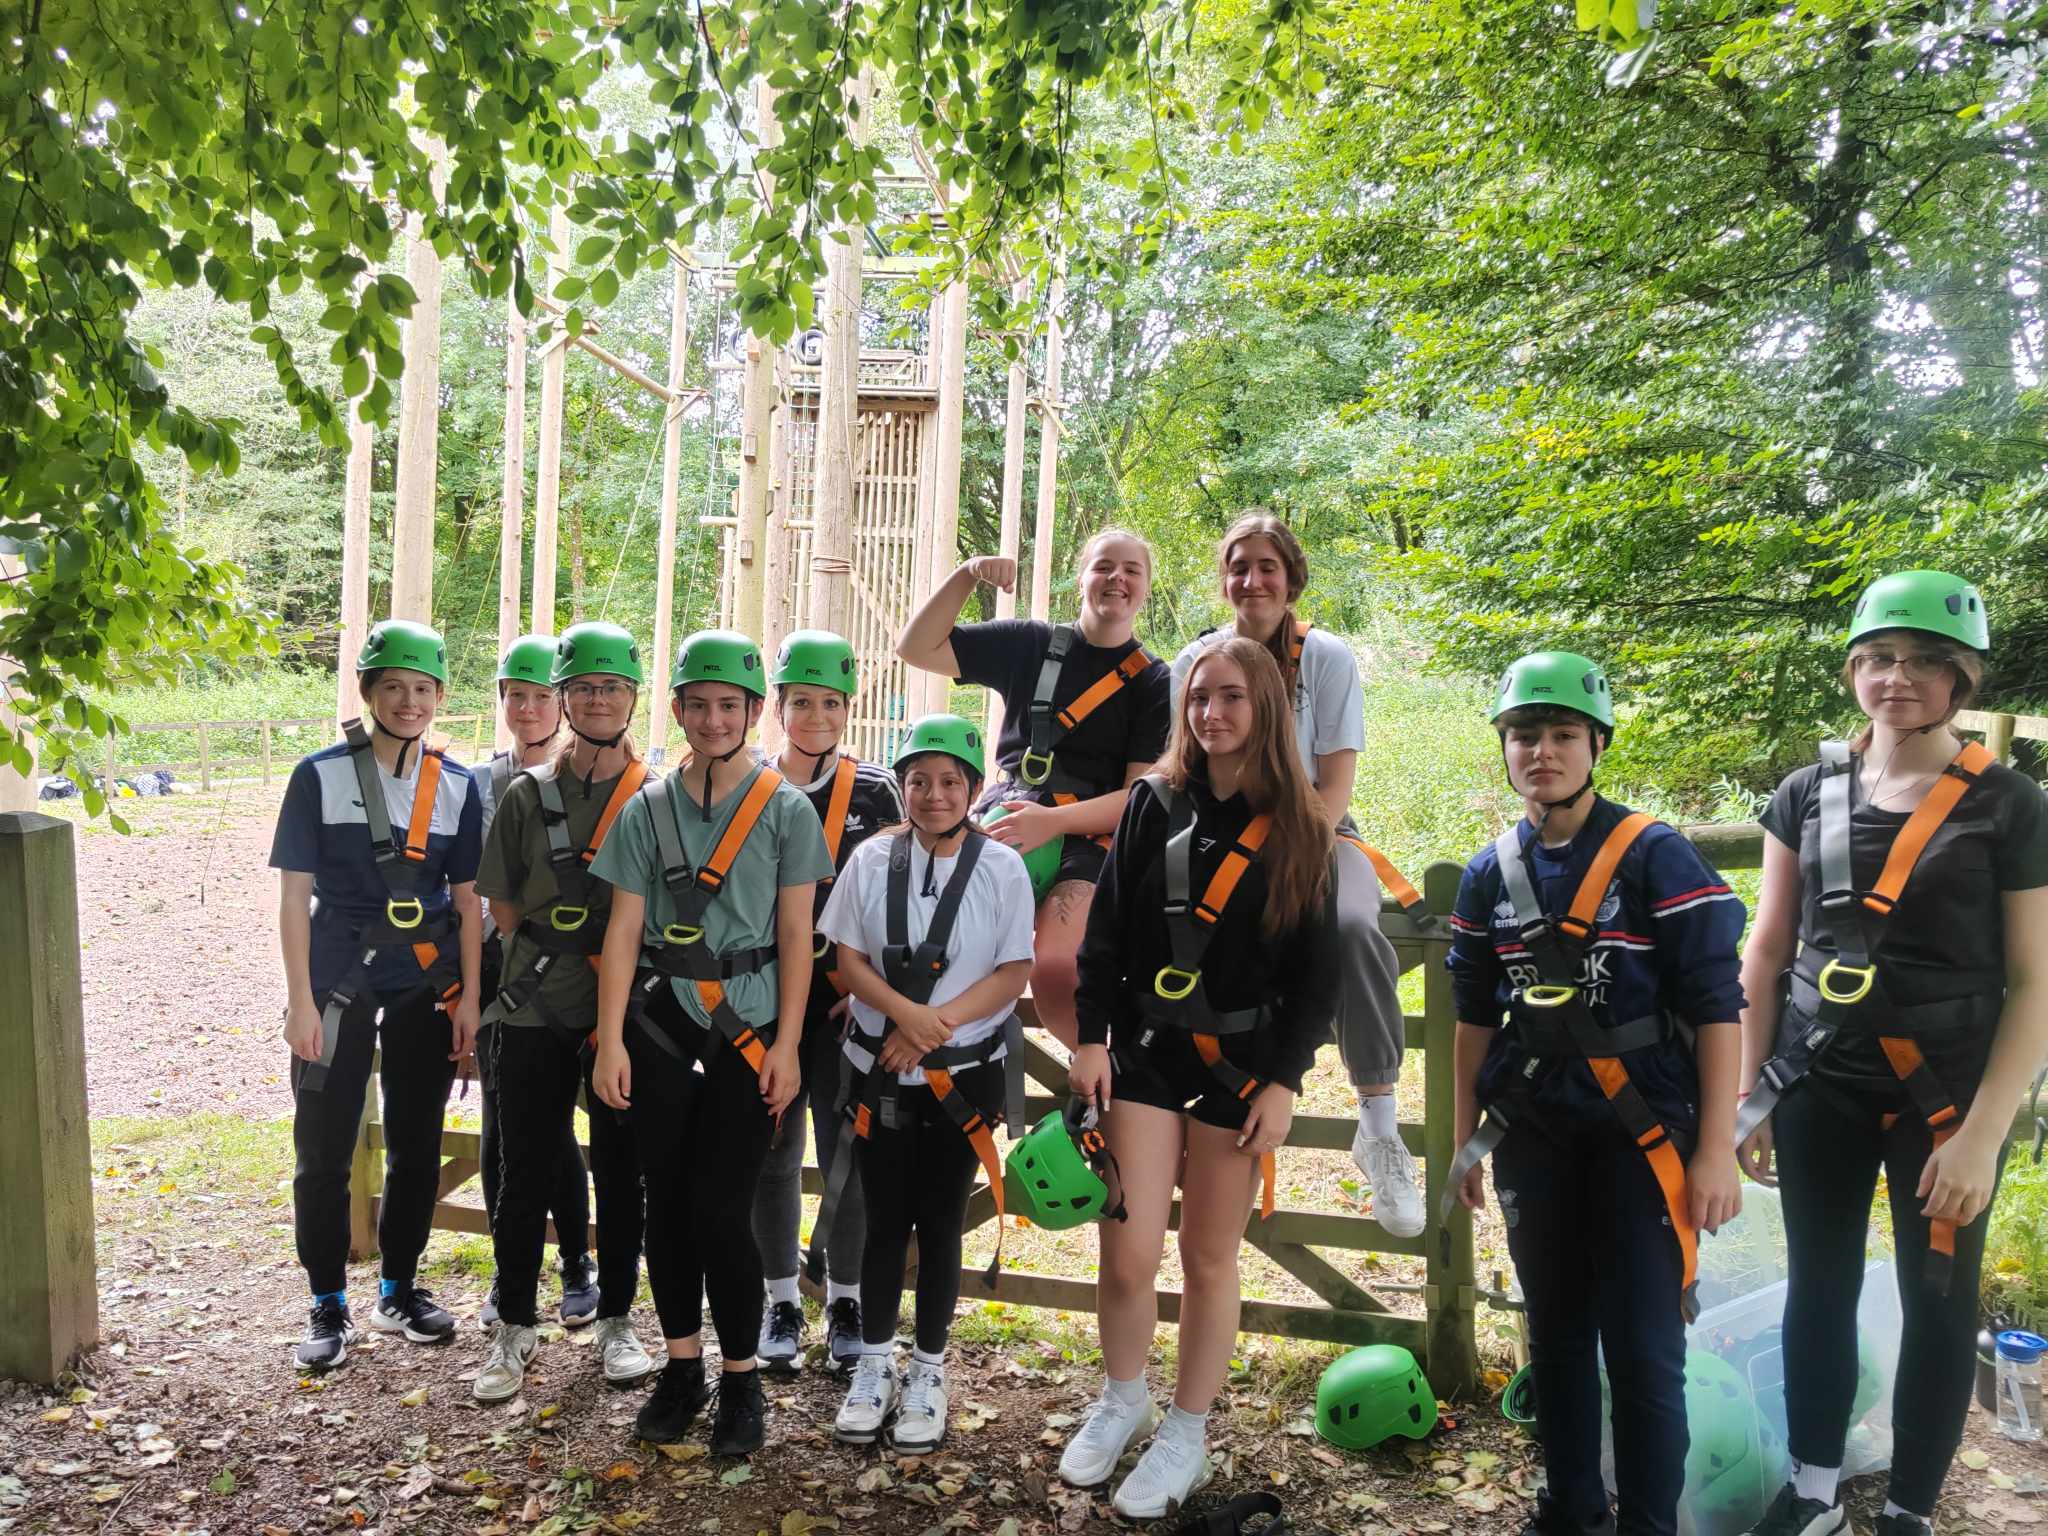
[
  {"xmin": 291, "ymin": 986, "xmax": 456, "ymax": 1295},
  {"xmin": 581, "ymin": 1046, "xmax": 646, "ymax": 1319},
  {"xmin": 478, "ymin": 1023, "xmax": 589, "ymax": 1275},
  {"xmin": 1776, "ymin": 1074, "xmax": 2008, "ymax": 1515},
  {"xmin": 854, "ymin": 1060, "xmax": 1001, "ymax": 1356},
  {"xmin": 623, "ymin": 988, "xmax": 778, "ymax": 1352}
]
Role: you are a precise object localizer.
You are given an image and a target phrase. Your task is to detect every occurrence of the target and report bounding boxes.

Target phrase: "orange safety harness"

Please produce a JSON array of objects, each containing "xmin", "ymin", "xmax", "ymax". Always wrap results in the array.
[
  {"xmin": 1736, "ymin": 738, "xmax": 1996, "ymax": 1294},
  {"xmin": 1018, "ymin": 625, "xmax": 1153, "ymax": 853},
  {"xmin": 303, "ymin": 722, "xmax": 465, "ymax": 1093}
]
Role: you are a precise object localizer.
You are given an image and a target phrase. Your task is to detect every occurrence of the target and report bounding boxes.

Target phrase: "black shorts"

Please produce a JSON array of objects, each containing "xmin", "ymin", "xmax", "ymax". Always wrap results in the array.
[
  {"xmin": 1108, "ymin": 1030, "xmax": 1257, "ymax": 1132},
  {"xmin": 1053, "ymin": 834, "xmax": 1107, "ymax": 889}
]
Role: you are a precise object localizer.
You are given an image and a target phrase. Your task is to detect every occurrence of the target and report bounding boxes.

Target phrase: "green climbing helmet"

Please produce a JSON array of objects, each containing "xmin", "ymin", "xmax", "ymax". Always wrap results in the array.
[
  {"xmin": 672, "ymin": 629, "xmax": 766, "ymax": 698},
  {"xmin": 357, "ymin": 619, "xmax": 448, "ymax": 685},
  {"xmin": 1490, "ymin": 650, "xmax": 1614, "ymax": 731},
  {"xmin": 773, "ymin": 629, "xmax": 858, "ymax": 696},
  {"xmin": 552, "ymin": 621, "xmax": 645, "ymax": 687},
  {"xmin": 1002, "ymin": 1099, "xmax": 1112, "ymax": 1230},
  {"xmin": 983, "ymin": 803, "xmax": 1062, "ymax": 900},
  {"xmin": 893, "ymin": 713, "xmax": 985, "ymax": 782},
  {"xmin": 1851, "ymin": 1332, "xmax": 1884, "ymax": 1425},
  {"xmin": 1316, "ymin": 1343, "xmax": 1437, "ymax": 1451},
  {"xmin": 1848, "ymin": 569, "xmax": 1990, "ymax": 654},
  {"xmin": 1681, "ymin": 1349, "xmax": 1760, "ymax": 1492},
  {"xmin": 1501, "ymin": 1362, "xmax": 1537, "ymax": 1425},
  {"xmin": 497, "ymin": 633, "xmax": 557, "ymax": 689}
]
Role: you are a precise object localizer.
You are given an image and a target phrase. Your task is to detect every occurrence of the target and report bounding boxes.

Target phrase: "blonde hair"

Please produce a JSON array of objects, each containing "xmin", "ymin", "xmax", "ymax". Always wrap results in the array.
[
  {"xmin": 1842, "ymin": 634, "xmax": 1984, "ymax": 753},
  {"xmin": 1074, "ymin": 526, "xmax": 1155, "ymax": 584},
  {"xmin": 1158, "ymin": 638, "xmax": 1332, "ymax": 937},
  {"xmin": 1217, "ymin": 511, "xmax": 1312, "ymax": 693}
]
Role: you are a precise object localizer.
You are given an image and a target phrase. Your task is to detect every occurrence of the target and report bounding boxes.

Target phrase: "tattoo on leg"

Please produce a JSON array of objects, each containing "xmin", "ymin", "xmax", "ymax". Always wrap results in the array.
[{"xmin": 1047, "ymin": 878, "xmax": 1091, "ymax": 925}]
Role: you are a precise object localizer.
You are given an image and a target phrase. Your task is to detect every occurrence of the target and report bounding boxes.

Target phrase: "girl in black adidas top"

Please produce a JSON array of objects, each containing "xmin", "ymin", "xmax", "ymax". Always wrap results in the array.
[
  {"xmin": 1062, "ymin": 637, "xmax": 1338, "ymax": 1521},
  {"xmin": 895, "ymin": 529, "xmax": 1170, "ymax": 1051},
  {"xmin": 1737, "ymin": 571, "xmax": 2048, "ymax": 1536}
]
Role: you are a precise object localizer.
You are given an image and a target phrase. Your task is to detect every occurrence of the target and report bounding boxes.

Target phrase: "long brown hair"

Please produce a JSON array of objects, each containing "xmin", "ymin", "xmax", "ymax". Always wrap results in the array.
[
  {"xmin": 1218, "ymin": 511, "xmax": 1311, "ymax": 694},
  {"xmin": 1160, "ymin": 638, "xmax": 1332, "ymax": 937},
  {"xmin": 1841, "ymin": 633, "xmax": 1985, "ymax": 754}
]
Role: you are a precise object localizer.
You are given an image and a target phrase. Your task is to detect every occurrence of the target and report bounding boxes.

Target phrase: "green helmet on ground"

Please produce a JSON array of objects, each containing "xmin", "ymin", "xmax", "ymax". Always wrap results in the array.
[
  {"xmin": 983, "ymin": 803, "xmax": 1062, "ymax": 900},
  {"xmin": 773, "ymin": 629, "xmax": 857, "ymax": 695},
  {"xmin": 498, "ymin": 633, "xmax": 557, "ymax": 689},
  {"xmin": 1002, "ymin": 1101, "xmax": 1111, "ymax": 1230},
  {"xmin": 672, "ymin": 629, "xmax": 766, "ymax": 697},
  {"xmin": 1681, "ymin": 1349, "xmax": 1760, "ymax": 1492},
  {"xmin": 1501, "ymin": 1362, "xmax": 1537, "ymax": 1425},
  {"xmin": 358, "ymin": 619, "xmax": 448, "ymax": 685},
  {"xmin": 1851, "ymin": 1332, "xmax": 1884, "ymax": 1424},
  {"xmin": 893, "ymin": 714, "xmax": 985, "ymax": 782},
  {"xmin": 1848, "ymin": 569, "xmax": 1990, "ymax": 653},
  {"xmin": 1316, "ymin": 1344, "xmax": 1437, "ymax": 1451},
  {"xmin": 1491, "ymin": 650, "xmax": 1614, "ymax": 730},
  {"xmin": 552, "ymin": 621, "xmax": 645, "ymax": 687}
]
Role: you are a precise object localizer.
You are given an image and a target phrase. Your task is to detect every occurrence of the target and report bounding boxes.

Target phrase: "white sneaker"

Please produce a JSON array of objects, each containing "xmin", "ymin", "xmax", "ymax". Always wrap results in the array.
[
  {"xmin": 889, "ymin": 1359, "xmax": 947, "ymax": 1454},
  {"xmin": 1058, "ymin": 1386, "xmax": 1159, "ymax": 1489},
  {"xmin": 1352, "ymin": 1120, "xmax": 1426, "ymax": 1238},
  {"xmin": 594, "ymin": 1316, "xmax": 656, "ymax": 1386},
  {"xmin": 472, "ymin": 1321, "xmax": 539, "ymax": 1404},
  {"xmin": 1111, "ymin": 1428, "xmax": 1211, "ymax": 1520},
  {"xmin": 833, "ymin": 1352, "xmax": 898, "ymax": 1445}
]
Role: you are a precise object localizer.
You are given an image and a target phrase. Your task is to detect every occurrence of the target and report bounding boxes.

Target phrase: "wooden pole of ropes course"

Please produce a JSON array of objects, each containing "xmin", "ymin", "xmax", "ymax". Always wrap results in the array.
[
  {"xmin": 496, "ymin": 289, "xmax": 528, "ymax": 751},
  {"xmin": 531, "ymin": 203, "xmax": 571, "ymax": 635},
  {"xmin": 390, "ymin": 141, "xmax": 446, "ymax": 625},
  {"xmin": 336, "ymin": 325, "xmax": 375, "ymax": 729},
  {"xmin": 989, "ymin": 276, "xmax": 1031, "ymax": 747},
  {"xmin": 806, "ymin": 75, "xmax": 869, "ymax": 645},
  {"xmin": 927, "ymin": 267, "xmax": 970, "ymax": 716},
  {"xmin": 1029, "ymin": 275, "xmax": 1065, "ymax": 624},
  {"xmin": 650, "ymin": 256, "xmax": 691, "ymax": 765}
]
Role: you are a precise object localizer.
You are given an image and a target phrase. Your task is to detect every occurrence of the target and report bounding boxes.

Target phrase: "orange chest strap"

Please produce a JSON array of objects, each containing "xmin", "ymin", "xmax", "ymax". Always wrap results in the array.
[
  {"xmin": 1862, "ymin": 741, "xmax": 1995, "ymax": 918},
  {"xmin": 402, "ymin": 752, "xmax": 445, "ymax": 863},
  {"xmin": 585, "ymin": 759, "xmax": 650, "ymax": 863},
  {"xmin": 1195, "ymin": 815, "xmax": 1273, "ymax": 930},
  {"xmin": 1056, "ymin": 646, "xmax": 1154, "ymax": 734},
  {"xmin": 1287, "ymin": 617, "xmax": 1312, "ymax": 668},
  {"xmin": 820, "ymin": 755, "xmax": 859, "ymax": 868},
  {"xmin": 700, "ymin": 766, "xmax": 785, "ymax": 894},
  {"xmin": 1557, "ymin": 811, "xmax": 1656, "ymax": 943}
]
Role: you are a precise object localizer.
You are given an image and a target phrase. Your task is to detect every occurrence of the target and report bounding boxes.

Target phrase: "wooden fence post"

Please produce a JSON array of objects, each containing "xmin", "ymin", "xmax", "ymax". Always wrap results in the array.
[
  {"xmin": 1421, "ymin": 858, "xmax": 1478, "ymax": 1397},
  {"xmin": 1987, "ymin": 711, "xmax": 2017, "ymax": 765},
  {"xmin": 0, "ymin": 812, "xmax": 99, "ymax": 1383},
  {"xmin": 261, "ymin": 719, "xmax": 274, "ymax": 786},
  {"xmin": 196, "ymin": 721, "xmax": 212, "ymax": 792},
  {"xmin": 103, "ymin": 728, "xmax": 115, "ymax": 803}
]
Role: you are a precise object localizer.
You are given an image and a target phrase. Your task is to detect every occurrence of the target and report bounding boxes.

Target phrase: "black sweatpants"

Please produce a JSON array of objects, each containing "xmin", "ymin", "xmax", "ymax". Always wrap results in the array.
[
  {"xmin": 1775, "ymin": 1075, "xmax": 2006, "ymax": 1516},
  {"xmin": 624, "ymin": 988, "xmax": 779, "ymax": 1353},
  {"xmin": 854, "ymin": 1060, "xmax": 1001, "ymax": 1356},
  {"xmin": 581, "ymin": 1046, "xmax": 646, "ymax": 1319},
  {"xmin": 478, "ymin": 1029, "xmax": 589, "ymax": 1274},
  {"xmin": 1493, "ymin": 1114, "xmax": 1693, "ymax": 1536},
  {"xmin": 291, "ymin": 986, "xmax": 457, "ymax": 1296},
  {"xmin": 751, "ymin": 988, "xmax": 866, "ymax": 1288}
]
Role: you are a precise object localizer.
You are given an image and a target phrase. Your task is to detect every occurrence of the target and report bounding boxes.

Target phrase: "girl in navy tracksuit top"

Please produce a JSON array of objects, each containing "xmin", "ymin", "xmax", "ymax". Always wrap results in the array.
[{"xmin": 1448, "ymin": 651, "xmax": 1745, "ymax": 1536}]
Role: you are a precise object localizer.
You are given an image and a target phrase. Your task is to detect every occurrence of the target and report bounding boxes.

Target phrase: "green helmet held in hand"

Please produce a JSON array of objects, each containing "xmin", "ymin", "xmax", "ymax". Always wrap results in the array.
[
  {"xmin": 1490, "ymin": 650, "xmax": 1614, "ymax": 731},
  {"xmin": 893, "ymin": 713, "xmax": 985, "ymax": 782},
  {"xmin": 983, "ymin": 803, "xmax": 1062, "ymax": 900},
  {"xmin": 1316, "ymin": 1344, "xmax": 1437, "ymax": 1451},
  {"xmin": 358, "ymin": 619, "xmax": 448, "ymax": 685},
  {"xmin": 1848, "ymin": 569, "xmax": 1990, "ymax": 653},
  {"xmin": 1002, "ymin": 1099, "xmax": 1114, "ymax": 1230},
  {"xmin": 773, "ymin": 629, "xmax": 857, "ymax": 695},
  {"xmin": 497, "ymin": 633, "xmax": 557, "ymax": 689},
  {"xmin": 672, "ymin": 629, "xmax": 766, "ymax": 697},
  {"xmin": 552, "ymin": 621, "xmax": 645, "ymax": 687}
]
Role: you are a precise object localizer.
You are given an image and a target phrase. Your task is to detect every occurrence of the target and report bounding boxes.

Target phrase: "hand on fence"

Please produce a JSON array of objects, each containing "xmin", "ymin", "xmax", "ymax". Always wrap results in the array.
[
  {"xmin": 1736, "ymin": 1120, "xmax": 1776, "ymax": 1188},
  {"xmin": 1069, "ymin": 1043, "xmax": 1112, "ymax": 1112},
  {"xmin": 282, "ymin": 1000, "xmax": 324, "ymax": 1064}
]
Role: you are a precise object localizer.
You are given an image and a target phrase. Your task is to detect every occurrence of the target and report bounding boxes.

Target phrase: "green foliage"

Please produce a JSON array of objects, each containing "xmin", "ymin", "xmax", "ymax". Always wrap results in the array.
[{"xmin": 1985, "ymin": 1148, "xmax": 2048, "ymax": 1331}]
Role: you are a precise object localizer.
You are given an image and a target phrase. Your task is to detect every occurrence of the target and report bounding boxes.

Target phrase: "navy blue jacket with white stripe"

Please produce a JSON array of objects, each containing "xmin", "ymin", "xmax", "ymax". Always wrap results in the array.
[{"xmin": 1446, "ymin": 795, "xmax": 1747, "ymax": 1135}]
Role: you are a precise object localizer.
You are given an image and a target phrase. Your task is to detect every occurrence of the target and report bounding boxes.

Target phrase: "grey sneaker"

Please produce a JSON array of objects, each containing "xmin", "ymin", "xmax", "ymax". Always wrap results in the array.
[
  {"xmin": 889, "ymin": 1358, "xmax": 947, "ymax": 1454},
  {"xmin": 1352, "ymin": 1121, "xmax": 1426, "ymax": 1238},
  {"xmin": 472, "ymin": 1321, "xmax": 539, "ymax": 1404},
  {"xmin": 833, "ymin": 1352, "xmax": 899, "ymax": 1444},
  {"xmin": 594, "ymin": 1315, "xmax": 656, "ymax": 1386}
]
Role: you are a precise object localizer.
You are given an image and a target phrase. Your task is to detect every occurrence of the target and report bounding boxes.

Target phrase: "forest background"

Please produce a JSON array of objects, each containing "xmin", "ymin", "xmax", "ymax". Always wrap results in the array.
[{"xmin": 7, "ymin": 0, "xmax": 2047, "ymax": 814}]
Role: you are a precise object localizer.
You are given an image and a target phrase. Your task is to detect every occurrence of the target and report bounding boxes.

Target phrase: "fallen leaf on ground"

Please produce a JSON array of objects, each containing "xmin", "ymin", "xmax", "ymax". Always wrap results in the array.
[
  {"xmin": 1963, "ymin": 1450, "xmax": 1994, "ymax": 1470},
  {"xmin": 780, "ymin": 1514, "xmax": 839, "ymax": 1536},
  {"xmin": 655, "ymin": 1443, "xmax": 707, "ymax": 1463},
  {"xmin": 719, "ymin": 1465, "xmax": 752, "ymax": 1487},
  {"xmin": 210, "ymin": 1469, "xmax": 236, "ymax": 1495},
  {"xmin": 399, "ymin": 1386, "xmax": 429, "ymax": 1408},
  {"xmin": 89, "ymin": 1484, "xmax": 126, "ymax": 1504},
  {"xmin": 41, "ymin": 1407, "xmax": 74, "ymax": 1424}
]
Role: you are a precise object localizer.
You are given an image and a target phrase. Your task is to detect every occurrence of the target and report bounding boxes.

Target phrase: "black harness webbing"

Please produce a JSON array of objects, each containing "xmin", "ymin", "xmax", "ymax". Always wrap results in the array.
[{"xmin": 1017, "ymin": 623, "xmax": 1152, "ymax": 805}]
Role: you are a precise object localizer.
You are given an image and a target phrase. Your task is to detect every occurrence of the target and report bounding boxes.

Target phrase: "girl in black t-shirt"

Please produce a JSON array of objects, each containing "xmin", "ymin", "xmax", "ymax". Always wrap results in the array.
[
  {"xmin": 895, "ymin": 528, "xmax": 1170, "ymax": 1050},
  {"xmin": 1736, "ymin": 570, "xmax": 2048, "ymax": 1536}
]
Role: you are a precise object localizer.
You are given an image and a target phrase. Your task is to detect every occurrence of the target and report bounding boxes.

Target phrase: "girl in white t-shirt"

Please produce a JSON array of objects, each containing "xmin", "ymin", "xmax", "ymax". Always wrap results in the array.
[
  {"xmin": 1168, "ymin": 512, "xmax": 1424, "ymax": 1238},
  {"xmin": 818, "ymin": 714, "xmax": 1036, "ymax": 1457}
]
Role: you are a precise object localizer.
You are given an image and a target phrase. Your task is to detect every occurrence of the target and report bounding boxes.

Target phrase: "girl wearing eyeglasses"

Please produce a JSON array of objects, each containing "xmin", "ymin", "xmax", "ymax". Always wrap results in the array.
[{"xmin": 1736, "ymin": 571, "xmax": 2048, "ymax": 1536}]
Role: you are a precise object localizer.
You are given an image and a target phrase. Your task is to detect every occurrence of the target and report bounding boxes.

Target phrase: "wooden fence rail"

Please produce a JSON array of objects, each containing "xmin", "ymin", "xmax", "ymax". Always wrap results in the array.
[{"xmin": 92, "ymin": 713, "xmax": 493, "ymax": 794}]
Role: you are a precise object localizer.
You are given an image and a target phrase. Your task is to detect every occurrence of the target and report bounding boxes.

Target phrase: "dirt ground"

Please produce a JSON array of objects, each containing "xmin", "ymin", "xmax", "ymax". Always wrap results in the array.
[{"xmin": 3, "ymin": 787, "xmax": 2044, "ymax": 1535}]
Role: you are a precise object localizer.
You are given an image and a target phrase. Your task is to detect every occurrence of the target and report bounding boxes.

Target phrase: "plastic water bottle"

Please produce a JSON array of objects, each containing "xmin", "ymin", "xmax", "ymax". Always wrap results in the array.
[{"xmin": 1994, "ymin": 1330, "xmax": 2046, "ymax": 1443}]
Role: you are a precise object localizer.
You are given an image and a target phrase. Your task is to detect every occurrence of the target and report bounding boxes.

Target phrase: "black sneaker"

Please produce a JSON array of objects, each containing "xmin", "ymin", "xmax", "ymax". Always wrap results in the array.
[
  {"xmin": 294, "ymin": 1297, "xmax": 359, "ymax": 1372},
  {"xmin": 1743, "ymin": 1484, "xmax": 1846, "ymax": 1536},
  {"xmin": 1520, "ymin": 1494, "xmax": 1616, "ymax": 1536},
  {"xmin": 480, "ymin": 1279, "xmax": 501, "ymax": 1329},
  {"xmin": 559, "ymin": 1255, "xmax": 599, "ymax": 1328},
  {"xmin": 759, "ymin": 1301, "xmax": 804, "ymax": 1374},
  {"xmin": 635, "ymin": 1357, "xmax": 710, "ymax": 1445},
  {"xmin": 709, "ymin": 1367, "xmax": 766, "ymax": 1456},
  {"xmin": 825, "ymin": 1296, "xmax": 863, "ymax": 1372},
  {"xmin": 1871, "ymin": 1516, "xmax": 1930, "ymax": 1536},
  {"xmin": 368, "ymin": 1284, "xmax": 457, "ymax": 1344}
]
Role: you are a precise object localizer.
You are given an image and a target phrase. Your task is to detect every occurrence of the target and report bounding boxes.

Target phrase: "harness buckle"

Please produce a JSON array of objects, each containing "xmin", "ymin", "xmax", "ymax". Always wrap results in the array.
[
  {"xmin": 385, "ymin": 897, "xmax": 425, "ymax": 931},
  {"xmin": 547, "ymin": 905, "xmax": 587, "ymax": 933},
  {"xmin": 1522, "ymin": 983, "xmax": 1578, "ymax": 1009},
  {"xmin": 695, "ymin": 868, "xmax": 727, "ymax": 896},
  {"xmin": 1759, "ymin": 1059, "xmax": 1794, "ymax": 1095},
  {"xmin": 1816, "ymin": 958, "xmax": 1875, "ymax": 1006},
  {"xmin": 1153, "ymin": 965, "xmax": 1200, "ymax": 1001},
  {"xmin": 661, "ymin": 923, "xmax": 705, "ymax": 946},
  {"xmin": 1018, "ymin": 749, "xmax": 1054, "ymax": 786},
  {"xmin": 1553, "ymin": 915, "xmax": 1595, "ymax": 943}
]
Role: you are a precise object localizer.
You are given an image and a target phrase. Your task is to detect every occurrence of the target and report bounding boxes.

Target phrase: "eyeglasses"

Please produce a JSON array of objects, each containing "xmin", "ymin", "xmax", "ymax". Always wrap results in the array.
[
  {"xmin": 1850, "ymin": 652, "xmax": 1951, "ymax": 683},
  {"xmin": 564, "ymin": 680, "xmax": 633, "ymax": 701}
]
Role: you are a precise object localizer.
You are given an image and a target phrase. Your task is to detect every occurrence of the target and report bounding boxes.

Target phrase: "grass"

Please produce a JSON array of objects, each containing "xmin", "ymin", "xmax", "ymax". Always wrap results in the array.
[{"xmin": 1984, "ymin": 1146, "xmax": 2048, "ymax": 1330}]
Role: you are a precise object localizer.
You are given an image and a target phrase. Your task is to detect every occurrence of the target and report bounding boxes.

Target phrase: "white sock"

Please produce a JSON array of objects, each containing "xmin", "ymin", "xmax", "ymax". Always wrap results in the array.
[
  {"xmin": 1792, "ymin": 1461, "xmax": 1841, "ymax": 1506},
  {"xmin": 912, "ymin": 1346, "xmax": 945, "ymax": 1368},
  {"xmin": 827, "ymin": 1279, "xmax": 859, "ymax": 1307},
  {"xmin": 1105, "ymin": 1373, "xmax": 1147, "ymax": 1407},
  {"xmin": 1359, "ymin": 1094, "xmax": 1398, "ymax": 1139},
  {"xmin": 766, "ymin": 1274, "xmax": 800, "ymax": 1307},
  {"xmin": 1160, "ymin": 1404, "xmax": 1207, "ymax": 1446},
  {"xmin": 861, "ymin": 1340, "xmax": 892, "ymax": 1358},
  {"xmin": 1880, "ymin": 1503, "xmax": 1928, "ymax": 1529}
]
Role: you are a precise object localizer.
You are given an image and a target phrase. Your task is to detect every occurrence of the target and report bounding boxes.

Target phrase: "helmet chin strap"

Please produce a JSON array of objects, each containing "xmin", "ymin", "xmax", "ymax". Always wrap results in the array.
[
  {"xmin": 698, "ymin": 739, "xmax": 749, "ymax": 822},
  {"xmin": 783, "ymin": 738, "xmax": 835, "ymax": 785},
  {"xmin": 915, "ymin": 811, "xmax": 976, "ymax": 896},
  {"xmin": 370, "ymin": 715, "xmax": 428, "ymax": 778},
  {"xmin": 1504, "ymin": 736, "xmax": 1604, "ymax": 833}
]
